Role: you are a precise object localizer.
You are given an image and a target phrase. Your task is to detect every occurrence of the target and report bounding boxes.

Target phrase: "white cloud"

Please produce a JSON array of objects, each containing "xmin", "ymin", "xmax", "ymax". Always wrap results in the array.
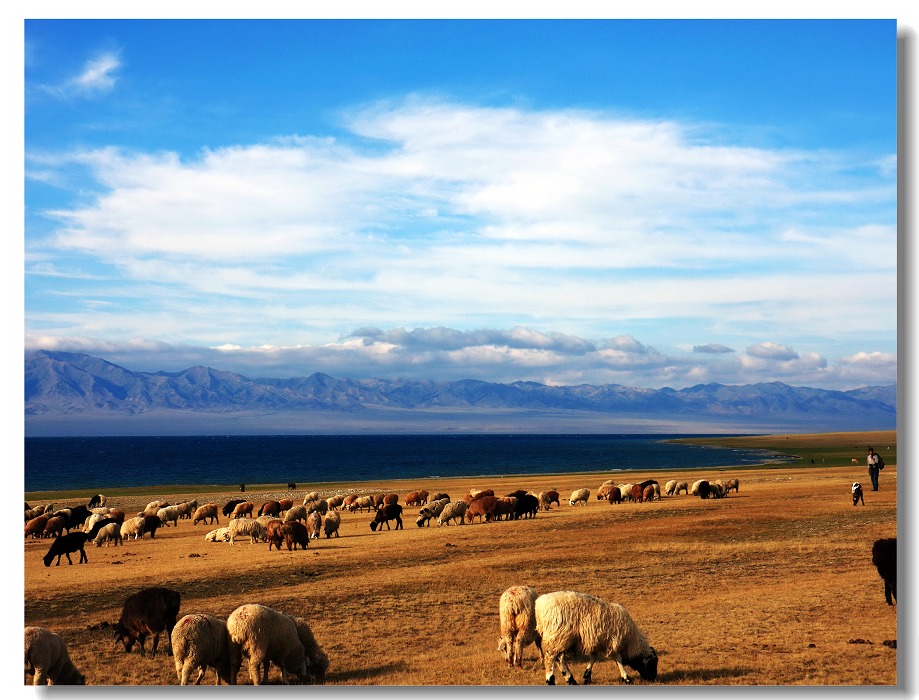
[{"xmin": 71, "ymin": 52, "xmax": 121, "ymax": 94}]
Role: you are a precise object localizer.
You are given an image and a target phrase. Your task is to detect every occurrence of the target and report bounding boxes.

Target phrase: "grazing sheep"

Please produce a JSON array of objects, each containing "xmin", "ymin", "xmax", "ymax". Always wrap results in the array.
[
  {"xmin": 24, "ymin": 626, "xmax": 85, "ymax": 685},
  {"xmin": 306, "ymin": 499, "xmax": 328, "ymax": 516},
  {"xmin": 277, "ymin": 498, "xmax": 294, "ymax": 513},
  {"xmin": 258, "ymin": 501, "xmax": 281, "ymax": 518},
  {"xmin": 157, "ymin": 505, "xmax": 181, "ymax": 528},
  {"xmin": 596, "ymin": 481, "xmax": 617, "ymax": 500},
  {"xmin": 226, "ymin": 604, "xmax": 309, "ymax": 685},
  {"xmin": 193, "ymin": 503, "xmax": 220, "ymax": 526},
  {"xmin": 725, "ymin": 478, "xmax": 739, "ymax": 494},
  {"xmin": 120, "ymin": 516, "xmax": 146, "ymax": 541},
  {"xmin": 664, "ymin": 480, "xmax": 677, "ymax": 496},
  {"xmin": 24, "ymin": 507, "xmax": 45, "ymax": 522},
  {"xmin": 405, "ymin": 491, "xmax": 425, "ymax": 506},
  {"xmin": 326, "ymin": 495, "xmax": 345, "ymax": 511},
  {"xmin": 255, "ymin": 515, "xmax": 282, "ymax": 530},
  {"xmin": 227, "ymin": 517, "xmax": 266, "ymax": 544},
  {"xmin": 466, "ymin": 495, "xmax": 499, "ymax": 523},
  {"xmin": 569, "ymin": 488, "xmax": 590, "ymax": 507},
  {"xmin": 438, "ymin": 500, "xmax": 468, "ymax": 526},
  {"xmin": 176, "ymin": 499, "xmax": 198, "ymax": 520},
  {"xmin": 675, "ymin": 481, "xmax": 689, "ymax": 495},
  {"xmin": 493, "ymin": 497, "xmax": 518, "ymax": 521},
  {"xmin": 42, "ymin": 532, "xmax": 90, "ymax": 567},
  {"xmin": 696, "ymin": 481, "xmax": 712, "ymax": 499},
  {"xmin": 171, "ymin": 613, "xmax": 234, "ymax": 685},
  {"xmin": 284, "ymin": 505, "xmax": 308, "ymax": 523},
  {"xmin": 618, "ymin": 484, "xmax": 634, "ymax": 502},
  {"xmin": 222, "ymin": 499, "xmax": 246, "ymax": 518},
  {"xmin": 282, "ymin": 521, "xmax": 311, "ymax": 551},
  {"xmin": 265, "ymin": 521, "xmax": 286, "ymax": 551},
  {"xmin": 302, "ymin": 491, "xmax": 320, "ymax": 505},
  {"xmin": 25, "ymin": 515, "xmax": 50, "ymax": 539},
  {"xmin": 205, "ymin": 527, "xmax": 231, "ymax": 542},
  {"xmin": 323, "ymin": 511, "xmax": 341, "ymax": 538},
  {"xmin": 348, "ymin": 495, "xmax": 375, "ymax": 513},
  {"xmin": 306, "ymin": 511, "xmax": 322, "ymax": 540},
  {"xmin": 231, "ymin": 501, "xmax": 255, "ymax": 519},
  {"xmin": 87, "ymin": 494, "xmax": 106, "ymax": 509},
  {"xmin": 144, "ymin": 500, "xmax": 168, "ymax": 518},
  {"xmin": 710, "ymin": 481, "xmax": 726, "ymax": 499},
  {"xmin": 498, "ymin": 585, "xmax": 540, "ymax": 669},
  {"xmin": 430, "ymin": 492, "xmax": 450, "ymax": 502},
  {"xmin": 143, "ymin": 514, "xmax": 163, "ymax": 538},
  {"xmin": 607, "ymin": 487, "xmax": 622, "ymax": 505},
  {"xmin": 535, "ymin": 591, "xmax": 657, "ymax": 685},
  {"xmin": 291, "ymin": 616, "xmax": 330, "ymax": 684},
  {"xmin": 690, "ymin": 479, "xmax": 705, "ymax": 496},
  {"xmin": 416, "ymin": 498, "xmax": 450, "ymax": 527},
  {"xmin": 642, "ymin": 485, "xmax": 655, "ymax": 503},
  {"xmin": 113, "ymin": 586, "xmax": 182, "ymax": 658},
  {"xmin": 370, "ymin": 503, "xmax": 404, "ymax": 531},
  {"xmin": 630, "ymin": 484, "xmax": 645, "ymax": 503},
  {"xmin": 512, "ymin": 494, "xmax": 540, "ymax": 520},
  {"xmin": 872, "ymin": 537, "xmax": 897, "ymax": 605},
  {"xmin": 42, "ymin": 515, "xmax": 67, "ymax": 539},
  {"xmin": 93, "ymin": 522, "xmax": 123, "ymax": 547}
]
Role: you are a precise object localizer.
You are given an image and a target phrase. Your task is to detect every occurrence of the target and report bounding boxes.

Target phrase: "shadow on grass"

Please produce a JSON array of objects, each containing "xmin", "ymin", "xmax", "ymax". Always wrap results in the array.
[
  {"xmin": 657, "ymin": 666, "xmax": 755, "ymax": 684},
  {"xmin": 330, "ymin": 661, "xmax": 411, "ymax": 683}
]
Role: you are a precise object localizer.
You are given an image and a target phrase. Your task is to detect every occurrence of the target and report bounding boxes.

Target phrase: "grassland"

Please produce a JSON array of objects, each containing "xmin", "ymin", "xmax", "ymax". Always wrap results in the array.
[{"xmin": 23, "ymin": 430, "xmax": 897, "ymax": 686}]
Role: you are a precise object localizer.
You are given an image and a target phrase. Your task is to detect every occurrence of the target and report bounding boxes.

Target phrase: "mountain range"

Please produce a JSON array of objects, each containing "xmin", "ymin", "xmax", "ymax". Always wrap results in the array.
[{"xmin": 24, "ymin": 350, "xmax": 897, "ymax": 436}]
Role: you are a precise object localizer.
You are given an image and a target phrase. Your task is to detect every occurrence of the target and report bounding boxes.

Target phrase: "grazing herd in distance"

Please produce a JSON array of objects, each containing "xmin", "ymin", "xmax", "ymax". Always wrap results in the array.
[{"xmin": 24, "ymin": 473, "xmax": 897, "ymax": 685}]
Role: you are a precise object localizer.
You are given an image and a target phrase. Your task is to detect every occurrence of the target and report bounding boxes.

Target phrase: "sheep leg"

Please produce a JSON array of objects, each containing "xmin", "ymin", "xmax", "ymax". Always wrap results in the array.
[
  {"xmin": 611, "ymin": 654, "xmax": 632, "ymax": 683},
  {"xmin": 557, "ymin": 653, "xmax": 577, "ymax": 684},
  {"xmin": 32, "ymin": 669, "xmax": 47, "ymax": 686},
  {"xmin": 583, "ymin": 654, "xmax": 598, "ymax": 684}
]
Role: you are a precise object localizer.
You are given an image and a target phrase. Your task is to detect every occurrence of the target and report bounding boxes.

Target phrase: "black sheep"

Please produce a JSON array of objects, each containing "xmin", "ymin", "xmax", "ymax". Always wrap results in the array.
[
  {"xmin": 697, "ymin": 481, "xmax": 712, "ymax": 499},
  {"xmin": 43, "ymin": 532, "xmax": 90, "ymax": 567},
  {"xmin": 65, "ymin": 505, "xmax": 92, "ymax": 532},
  {"xmin": 370, "ymin": 503, "xmax": 403, "ymax": 531},
  {"xmin": 87, "ymin": 494, "xmax": 105, "ymax": 508},
  {"xmin": 142, "ymin": 514, "xmax": 162, "ymax": 539},
  {"xmin": 871, "ymin": 537, "xmax": 897, "ymax": 605},
  {"xmin": 512, "ymin": 494, "xmax": 540, "ymax": 520},
  {"xmin": 86, "ymin": 517, "xmax": 119, "ymax": 540},
  {"xmin": 113, "ymin": 587, "xmax": 181, "ymax": 657},
  {"xmin": 222, "ymin": 499, "xmax": 246, "ymax": 517}
]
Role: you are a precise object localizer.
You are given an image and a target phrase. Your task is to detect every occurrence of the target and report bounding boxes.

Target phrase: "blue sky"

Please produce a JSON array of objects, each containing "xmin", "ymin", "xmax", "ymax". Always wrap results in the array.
[{"xmin": 22, "ymin": 17, "xmax": 899, "ymax": 390}]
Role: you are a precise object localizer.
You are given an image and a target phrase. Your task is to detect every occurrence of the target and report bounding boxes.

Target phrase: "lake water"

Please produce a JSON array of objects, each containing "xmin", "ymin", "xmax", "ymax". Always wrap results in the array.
[{"xmin": 23, "ymin": 434, "xmax": 786, "ymax": 492}]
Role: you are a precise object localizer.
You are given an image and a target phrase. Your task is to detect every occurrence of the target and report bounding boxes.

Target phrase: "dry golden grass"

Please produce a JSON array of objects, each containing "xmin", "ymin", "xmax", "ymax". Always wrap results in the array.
[{"xmin": 23, "ymin": 431, "xmax": 897, "ymax": 686}]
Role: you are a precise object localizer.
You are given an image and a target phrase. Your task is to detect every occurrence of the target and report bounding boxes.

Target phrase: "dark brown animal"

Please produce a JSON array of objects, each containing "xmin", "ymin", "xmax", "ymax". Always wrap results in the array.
[
  {"xmin": 258, "ymin": 501, "xmax": 281, "ymax": 517},
  {"xmin": 42, "ymin": 532, "xmax": 90, "ymax": 566},
  {"xmin": 607, "ymin": 487, "xmax": 622, "ymax": 505},
  {"xmin": 266, "ymin": 520, "xmax": 286, "ymax": 551},
  {"xmin": 512, "ymin": 494, "xmax": 539, "ymax": 519},
  {"xmin": 231, "ymin": 501, "xmax": 254, "ymax": 519},
  {"xmin": 370, "ymin": 504, "xmax": 404, "ymax": 531},
  {"xmin": 872, "ymin": 537, "xmax": 896, "ymax": 605},
  {"xmin": 506, "ymin": 489, "xmax": 529, "ymax": 499},
  {"xmin": 113, "ymin": 587, "xmax": 181, "ymax": 657},
  {"xmin": 542, "ymin": 490, "xmax": 560, "ymax": 509},
  {"xmin": 631, "ymin": 484, "xmax": 645, "ymax": 503},
  {"xmin": 642, "ymin": 485, "xmax": 655, "ymax": 503},
  {"xmin": 465, "ymin": 495, "xmax": 498, "ymax": 523},
  {"xmin": 697, "ymin": 480, "xmax": 712, "ymax": 499},
  {"xmin": 143, "ymin": 515, "xmax": 162, "ymax": 539},
  {"xmin": 25, "ymin": 515, "xmax": 50, "ymax": 539},
  {"xmin": 277, "ymin": 498, "xmax": 294, "ymax": 512},
  {"xmin": 222, "ymin": 499, "xmax": 246, "ymax": 517},
  {"xmin": 282, "ymin": 521, "xmax": 310, "ymax": 551},
  {"xmin": 493, "ymin": 497, "xmax": 517, "ymax": 521}
]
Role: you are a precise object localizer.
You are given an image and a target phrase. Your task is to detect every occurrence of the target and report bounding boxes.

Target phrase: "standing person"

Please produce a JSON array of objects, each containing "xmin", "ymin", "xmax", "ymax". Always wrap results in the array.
[{"xmin": 867, "ymin": 447, "xmax": 882, "ymax": 491}]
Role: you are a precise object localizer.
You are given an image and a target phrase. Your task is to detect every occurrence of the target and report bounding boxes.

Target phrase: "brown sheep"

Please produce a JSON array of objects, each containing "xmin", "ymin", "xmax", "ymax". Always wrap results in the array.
[
  {"xmin": 265, "ymin": 520, "xmax": 286, "ymax": 551},
  {"xmin": 231, "ymin": 501, "xmax": 254, "ymax": 519},
  {"xmin": 631, "ymin": 484, "xmax": 645, "ymax": 503},
  {"xmin": 642, "ymin": 485, "xmax": 655, "ymax": 503},
  {"xmin": 42, "ymin": 516, "xmax": 67, "ymax": 539},
  {"xmin": 257, "ymin": 501, "xmax": 281, "ymax": 517},
  {"xmin": 281, "ymin": 521, "xmax": 310, "ymax": 551},
  {"xmin": 193, "ymin": 504, "xmax": 219, "ymax": 526},
  {"xmin": 465, "ymin": 495, "xmax": 499, "ymax": 523},
  {"xmin": 25, "ymin": 515, "xmax": 50, "ymax": 539},
  {"xmin": 607, "ymin": 487, "xmax": 622, "ymax": 505}
]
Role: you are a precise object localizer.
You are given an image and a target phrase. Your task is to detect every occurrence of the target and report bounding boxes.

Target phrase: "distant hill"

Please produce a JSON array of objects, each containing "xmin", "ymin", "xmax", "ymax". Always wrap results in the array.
[{"xmin": 24, "ymin": 350, "xmax": 897, "ymax": 436}]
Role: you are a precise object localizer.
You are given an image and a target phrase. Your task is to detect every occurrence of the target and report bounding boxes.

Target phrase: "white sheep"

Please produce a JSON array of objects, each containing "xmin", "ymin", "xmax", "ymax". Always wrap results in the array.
[
  {"xmin": 193, "ymin": 503, "xmax": 219, "ymax": 526},
  {"xmin": 93, "ymin": 521, "xmax": 122, "ymax": 547},
  {"xmin": 323, "ymin": 511, "xmax": 341, "ymax": 538},
  {"xmin": 226, "ymin": 603, "xmax": 309, "ymax": 685},
  {"xmin": 120, "ymin": 516, "xmax": 146, "ymax": 541},
  {"xmin": 306, "ymin": 511, "xmax": 322, "ymax": 540},
  {"xmin": 176, "ymin": 499, "xmax": 199, "ymax": 520},
  {"xmin": 144, "ymin": 500, "xmax": 167, "ymax": 517},
  {"xmin": 291, "ymin": 616, "xmax": 329, "ymax": 684},
  {"xmin": 256, "ymin": 515, "xmax": 282, "ymax": 530},
  {"xmin": 302, "ymin": 491, "xmax": 320, "ymax": 505},
  {"xmin": 83, "ymin": 512, "xmax": 109, "ymax": 533},
  {"xmin": 690, "ymin": 479, "xmax": 705, "ymax": 496},
  {"xmin": 675, "ymin": 481, "xmax": 689, "ymax": 495},
  {"xmin": 437, "ymin": 500, "xmax": 467, "ymax": 526},
  {"xmin": 569, "ymin": 488, "xmax": 590, "ymax": 506},
  {"xmin": 725, "ymin": 478, "xmax": 740, "ymax": 493},
  {"xmin": 284, "ymin": 505, "xmax": 308, "ymax": 523},
  {"xmin": 664, "ymin": 480, "xmax": 677, "ymax": 496},
  {"xmin": 24, "ymin": 626, "xmax": 85, "ymax": 685},
  {"xmin": 227, "ymin": 517, "xmax": 266, "ymax": 544},
  {"xmin": 171, "ymin": 613, "xmax": 234, "ymax": 685},
  {"xmin": 618, "ymin": 484, "xmax": 634, "ymax": 502},
  {"xmin": 157, "ymin": 505, "xmax": 181, "ymax": 528},
  {"xmin": 498, "ymin": 585, "xmax": 541, "ymax": 669},
  {"xmin": 535, "ymin": 591, "xmax": 658, "ymax": 685},
  {"xmin": 416, "ymin": 498, "xmax": 450, "ymax": 527},
  {"xmin": 205, "ymin": 527, "xmax": 231, "ymax": 542}
]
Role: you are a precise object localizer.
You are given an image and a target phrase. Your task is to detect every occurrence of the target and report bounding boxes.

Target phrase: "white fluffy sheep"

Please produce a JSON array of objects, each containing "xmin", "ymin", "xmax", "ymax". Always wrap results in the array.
[
  {"xmin": 205, "ymin": 527, "xmax": 231, "ymax": 542},
  {"xmin": 534, "ymin": 591, "xmax": 658, "ymax": 685},
  {"xmin": 675, "ymin": 481, "xmax": 689, "ymax": 495},
  {"xmin": 618, "ymin": 484, "xmax": 634, "ymax": 502},
  {"xmin": 284, "ymin": 505, "xmax": 308, "ymax": 523},
  {"xmin": 664, "ymin": 480, "xmax": 677, "ymax": 496},
  {"xmin": 157, "ymin": 505, "xmax": 181, "ymax": 528},
  {"xmin": 171, "ymin": 613, "xmax": 234, "ymax": 685},
  {"xmin": 725, "ymin": 478, "xmax": 739, "ymax": 493},
  {"xmin": 24, "ymin": 626, "xmax": 85, "ymax": 685},
  {"xmin": 227, "ymin": 517, "xmax": 266, "ymax": 544},
  {"xmin": 120, "ymin": 516, "xmax": 146, "ymax": 541},
  {"xmin": 498, "ymin": 585, "xmax": 540, "ymax": 669},
  {"xmin": 226, "ymin": 604, "xmax": 309, "ymax": 685},
  {"xmin": 416, "ymin": 498, "xmax": 450, "ymax": 527},
  {"xmin": 291, "ymin": 616, "xmax": 329, "ymax": 684},
  {"xmin": 323, "ymin": 511, "xmax": 341, "ymax": 538},
  {"xmin": 93, "ymin": 521, "xmax": 122, "ymax": 547},
  {"xmin": 302, "ymin": 491, "xmax": 320, "ymax": 505},
  {"xmin": 437, "ymin": 500, "xmax": 467, "ymax": 526},
  {"xmin": 569, "ymin": 488, "xmax": 590, "ymax": 506}
]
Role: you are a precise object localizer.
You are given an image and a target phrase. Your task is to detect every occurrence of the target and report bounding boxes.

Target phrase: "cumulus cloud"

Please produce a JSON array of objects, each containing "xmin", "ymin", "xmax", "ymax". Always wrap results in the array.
[
  {"xmin": 746, "ymin": 341, "xmax": 800, "ymax": 361},
  {"xmin": 693, "ymin": 343, "xmax": 735, "ymax": 354}
]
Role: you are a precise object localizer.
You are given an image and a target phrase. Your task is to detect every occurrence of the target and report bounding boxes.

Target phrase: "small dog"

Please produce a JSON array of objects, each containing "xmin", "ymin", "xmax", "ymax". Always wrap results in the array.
[{"xmin": 852, "ymin": 482, "xmax": 865, "ymax": 506}]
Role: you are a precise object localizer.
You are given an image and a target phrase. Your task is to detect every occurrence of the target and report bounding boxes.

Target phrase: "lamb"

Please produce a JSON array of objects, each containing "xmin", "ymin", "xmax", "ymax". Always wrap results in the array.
[
  {"xmin": 871, "ymin": 537, "xmax": 897, "ymax": 605},
  {"xmin": 569, "ymin": 488, "xmax": 590, "ymax": 506},
  {"xmin": 306, "ymin": 511, "xmax": 322, "ymax": 539},
  {"xmin": 113, "ymin": 586, "xmax": 182, "ymax": 658},
  {"xmin": 664, "ymin": 480, "xmax": 677, "ymax": 496},
  {"xmin": 157, "ymin": 505, "xmax": 181, "ymax": 528},
  {"xmin": 193, "ymin": 503, "xmax": 220, "ymax": 526},
  {"xmin": 24, "ymin": 626, "xmax": 85, "ymax": 685},
  {"xmin": 205, "ymin": 527, "xmax": 231, "ymax": 542},
  {"xmin": 534, "ymin": 591, "xmax": 658, "ymax": 685},
  {"xmin": 370, "ymin": 503, "xmax": 404, "ymax": 531},
  {"xmin": 120, "ymin": 516, "xmax": 146, "ymax": 541},
  {"xmin": 323, "ymin": 511, "xmax": 341, "ymax": 538},
  {"xmin": 93, "ymin": 521, "xmax": 123, "ymax": 547},
  {"xmin": 284, "ymin": 504, "xmax": 308, "ymax": 523},
  {"xmin": 437, "ymin": 500, "xmax": 468, "ymax": 526},
  {"xmin": 42, "ymin": 532, "xmax": 90, "ymax": 566},
  {"xmin": 227, "ymin": 517, "xmax": 266, "ymax": 544},
  {"xmin": 231, "ymin": 501, "xmax": 255, "ymax": 519},
  {"xmin": 291, "ymin": 616, "xmax": 330, "ymax": 684},
  {"xmin": 498, "ymin": 585, "xmax": 541, "ymax": 668},
  {"xmin": 226, "ymin": 603, "xmax": 310, "ymax": 685},
  {"xmin": 171, "ymin": 613, "xmax": 234, "ymax": 685}
]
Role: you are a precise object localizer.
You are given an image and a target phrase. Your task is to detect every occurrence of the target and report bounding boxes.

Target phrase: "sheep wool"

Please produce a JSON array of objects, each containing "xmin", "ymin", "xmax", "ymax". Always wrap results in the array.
[
  {"xmin": 291, "ymin": 616, "xmax": 329, "ymax": 684},
  {"xmin": 226, "ymin": 604, "xmax": 309, "ymax": 685},
  {"xmin": 498, "ymin": 585, "xmax": 540, "ymax": 669},
  {"xmin": 24, "ymin": 626, "xmax": 85, "ymax": 685},
  {"xmin": 535, "ymin": 590, "xmax": 657, "ymax": 685},
  {"xmin": 171, "ymin": 614, "xmax": 234, "ymax": 685},
  {"xmin": 569, "ymin": 488, "xmax": 590, "ymax": 506},
  {"xmin": 227, "ymin": 517, "xmax": 266, "ymax": 544}
]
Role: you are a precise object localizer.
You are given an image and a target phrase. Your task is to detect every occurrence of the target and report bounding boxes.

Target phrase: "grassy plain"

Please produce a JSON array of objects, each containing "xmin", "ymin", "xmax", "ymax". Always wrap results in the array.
[{"xmin": 23, "ymin": 430, "xmax": 897, "ymax": 686}]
